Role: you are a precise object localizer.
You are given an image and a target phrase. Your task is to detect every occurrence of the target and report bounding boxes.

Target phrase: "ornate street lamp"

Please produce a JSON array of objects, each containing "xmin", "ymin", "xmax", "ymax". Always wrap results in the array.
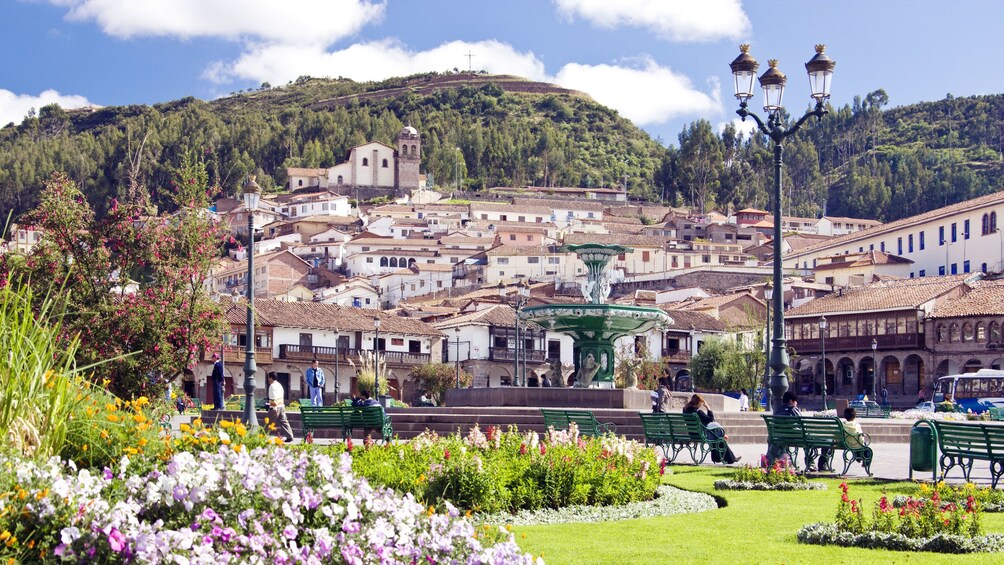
[
  {"xmin": 730, "ymin": 44, "xmax": 836, "ymax": 412},
  {"xmin": 241, "ymin": 176, "xmax": 262, "ymax": 428},
  {"xmin": 498, "ymin": 280, "xmax": 532, "ymax": 386},
  {"xmin": 819, "ymin": 316, "xmax": 828, "ymax": 411},
  {"xmin": 454, "ymin": 327, "xmax": 462, "ymax": 389},
  {"xmin": 871, "ymin": 337, "xmax": 879, "ymax": 399},
  {"xmin": 763, "ymin": 281, "xmax": 773, "ymax": 410}
]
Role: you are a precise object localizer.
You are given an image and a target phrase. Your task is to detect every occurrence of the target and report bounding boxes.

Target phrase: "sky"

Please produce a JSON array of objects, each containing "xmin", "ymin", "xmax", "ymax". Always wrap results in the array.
[{"xmin": 1, "ymin": 0, "xmax": 1003, "ymax": 146}]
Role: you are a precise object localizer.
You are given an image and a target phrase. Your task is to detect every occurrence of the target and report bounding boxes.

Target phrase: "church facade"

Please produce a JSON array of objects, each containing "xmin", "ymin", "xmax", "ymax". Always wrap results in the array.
[{"xmin": 287, "ymin": 126, "xmax": 422, "ymax": 196}]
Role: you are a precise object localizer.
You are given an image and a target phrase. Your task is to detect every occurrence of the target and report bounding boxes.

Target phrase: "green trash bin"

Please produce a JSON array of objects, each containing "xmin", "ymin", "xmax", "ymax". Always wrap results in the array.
[{"xmin": 910, "ymin": 425, "xmax": 934, "ymax": 472}]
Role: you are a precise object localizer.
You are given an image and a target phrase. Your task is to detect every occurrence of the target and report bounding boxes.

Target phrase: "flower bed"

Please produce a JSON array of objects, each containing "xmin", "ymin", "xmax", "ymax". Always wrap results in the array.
[
  {"xmin": 714, "ymin": 460, "xmax": 826, "ymax": 491},
  {"xmin": 0, "ymin": 447, "xmax": 539, "ymax": 563},
  {"xmin": 338, "ymin": 424, "xmax": 660, "ymax": 514},
  {"xmin": 479, "ymin": 485, "xmax": 717, "ymax": 526},
  {"xmin": 893, "ymin": 481, "xmax": 1004, "ymax": 513},
  {"xmin": 798, "ymin": 481, "xmax": 997, "ymax": 553}
]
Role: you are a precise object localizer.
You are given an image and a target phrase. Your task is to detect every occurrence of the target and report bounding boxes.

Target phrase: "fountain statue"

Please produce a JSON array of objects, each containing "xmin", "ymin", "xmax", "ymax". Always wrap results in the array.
[{"xmin": 521, "ymin": 243, "xmax": 672, "ymax": 387}]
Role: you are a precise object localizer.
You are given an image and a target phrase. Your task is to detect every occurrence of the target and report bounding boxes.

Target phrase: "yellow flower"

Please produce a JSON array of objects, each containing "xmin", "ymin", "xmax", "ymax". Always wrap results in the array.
[
  {"xmin": 138, "ymin": 438, "xmax": 148, "ymax": 447},
  {"xmin": 123, "ymin": 447, "xmax": 138, "ymax": 455},
  {"xmin": 135, "ymin": 396, "xmax": 149, "ymax": 407},
  {"xmin": 81, "ymin": 444, "xmax": 88, "ymax": 452},
  {"xmin": 1, "ymin": 530, "xmax": 10, "ymax": 541},
  {"xmin": 220, "ymin": 420, "xmax": 234, "ymax": 429},
  {"xmin": 192, "ymin": 418, "xmax": 203, "ymax": 428},
  {"xmin": 106, "ymin": 414, "xmax": 119, "ymax": 423},
  {"xmin": 100, "ymin": 430, "xmax": 109, "ymax": 440},
  {"xmin": 105, "ymin": 403, "xmax": 117, "ymax": 412},
  {"xmin": 179, "ymin": 424, "xmax": 191, "ymax": 433}
]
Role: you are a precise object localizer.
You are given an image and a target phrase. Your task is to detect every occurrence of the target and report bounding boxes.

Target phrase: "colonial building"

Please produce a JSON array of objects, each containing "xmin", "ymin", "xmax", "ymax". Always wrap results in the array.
[{"xmin": 286, "ymin": 126, "xmax": 422, "ymax": 194}]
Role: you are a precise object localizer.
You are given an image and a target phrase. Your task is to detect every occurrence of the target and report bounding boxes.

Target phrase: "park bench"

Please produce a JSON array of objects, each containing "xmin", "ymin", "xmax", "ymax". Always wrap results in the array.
[
  {"xmin": 188, "ymin": 398, "xmax": 203, "ymax": 414},
  {"xmin": 298, "ymin": 398, "xmax": 313, "ymax": 408},
  {"xmin": 762, "ymin": 415, "xmax": 873, "ymax": 476},
  {"xmin": 927, "ymin": 420, "xmax": 1004, "ymax": 487},
  {"xmin": 540, "ymin": 408, "xmax": 616, "ymax": 437},
  {"xmin": 639, "ymin": 412, "xmax": 729, "ymax": 465},
  {"xmin": 301, "ymin": 405, "xmax": 393, "ymax": 443},
  {"xmin": 236, "ymin": 395, "xmax": 268, "ymax": 411},
  {"xmin": 989, "ymin": 407, "xmax": 1004, "ymax": 421},
  {"xmin": 860, "ymin": 405, "xmax": 891, "ymax": 418}
]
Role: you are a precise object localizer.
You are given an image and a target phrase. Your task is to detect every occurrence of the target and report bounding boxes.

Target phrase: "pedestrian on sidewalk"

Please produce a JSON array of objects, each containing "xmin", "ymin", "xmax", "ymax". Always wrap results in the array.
[{"xmin": 266, "ymin": 371, "xmax": 294, "ymax": 443}]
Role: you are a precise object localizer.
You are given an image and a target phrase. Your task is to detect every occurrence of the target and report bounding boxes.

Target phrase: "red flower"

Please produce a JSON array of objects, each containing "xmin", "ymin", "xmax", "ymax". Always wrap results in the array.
[
  {"xmin": 444, "ymin": 448, "xmax": 450, "ymax": 460},
  {"xmin": 346, "ymin": 437, "xmax": 353, "ymax": 452},
  {"xmin": 539, "ymin": 443, "xmax": 546, "ymax": 456},
  {"xmin": 519, "ymin": 443, "xmax": 527, "ymax": 456}
]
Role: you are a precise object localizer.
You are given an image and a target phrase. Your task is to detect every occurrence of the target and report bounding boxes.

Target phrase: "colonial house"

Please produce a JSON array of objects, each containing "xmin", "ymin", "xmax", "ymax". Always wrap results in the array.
[
  {"xmin": 784, "ymin": 191, "xmax": 1004, "ymax": 277},
  {"xmin": 657, "ymin": 309, "xmax": 729, "ymax": 389},
  {"xmin": 925, "ymin": 278, "xmax": 1004, "ymax": 376},
  {"xmin": 193, "ymin": 299, "xmax": 443, "ymax": 405},
  {"xmin": 273, "ymin": 190, "xmax": 351, "ymax": 218},
  {"xmin": 469, "ymin": 202, "xmax": 552, "ymax": 224},
  {"xmin": 209, "ymin": 250, "xmax": 316, "ymax": 298},
  {"xmin": 812, "ymin": 250, "xmax": 914, "ymax": 287},
  {"xmin": 784, "ymin": 274, "xmax": 976, "ymax": 404}
]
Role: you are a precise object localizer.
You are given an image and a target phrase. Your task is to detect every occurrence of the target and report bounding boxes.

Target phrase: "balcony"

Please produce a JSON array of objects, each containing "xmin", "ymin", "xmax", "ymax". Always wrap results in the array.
[
  {"xmin": 787, "ymin": 333, "xmax": 924, "ymax": 354},
  {"xmin": 661, "ymin": 350, "xmax": 692, "ymax": 364},
  {"xmin": 278, "ymin": 344, "xmax": 430, "ymax": 365},
  {"xmin": 202, "ymin": 345, "xmax": 273, "ymax": 365},
  {"xmin": 488, "ymin": 347, "xmax": 547, "ymax": 363}
]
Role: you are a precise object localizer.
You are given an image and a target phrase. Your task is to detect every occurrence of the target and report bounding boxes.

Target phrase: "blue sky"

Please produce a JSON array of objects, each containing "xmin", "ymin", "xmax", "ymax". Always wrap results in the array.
[{"xmin": 2, "ymin": 0, "xmax": 1002, "ymax": 146}]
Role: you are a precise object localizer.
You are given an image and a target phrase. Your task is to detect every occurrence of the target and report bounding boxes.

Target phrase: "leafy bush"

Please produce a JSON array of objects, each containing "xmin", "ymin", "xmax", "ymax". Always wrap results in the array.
[
  {"xmin": 836, "ymin": 481, "xmax": 980, "ymax": 538},
  {"xmin": 714, "ymin": 459, "xmax": 825, "ymax": 491},
  {"xmin": 336, "ymin": 424, "xmax": 659, "ymax": 514},
  {"xmin": 894, "ymin": 481, "xmax": 1004, "ymax": 512},
  {"xmin": 410, "ymin": 363, "xmax": 472, "ymax": 405}
]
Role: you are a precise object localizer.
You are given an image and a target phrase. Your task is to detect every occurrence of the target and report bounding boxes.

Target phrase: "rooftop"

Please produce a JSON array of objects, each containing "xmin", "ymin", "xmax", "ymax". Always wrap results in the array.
[{"xmin": 786, "ymin": 274, "xmax": 975, "ymax": 317}]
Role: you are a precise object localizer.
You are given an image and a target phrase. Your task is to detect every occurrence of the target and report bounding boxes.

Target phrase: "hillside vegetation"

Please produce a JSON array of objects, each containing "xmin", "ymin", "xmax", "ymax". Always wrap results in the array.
[
  {"xmin": 0, "ymin": 72, "xmax": 1001, "ymax": 223},
  {"xmin": 0, "ymin": 72, "xmax": 666, "ymax": 218}
]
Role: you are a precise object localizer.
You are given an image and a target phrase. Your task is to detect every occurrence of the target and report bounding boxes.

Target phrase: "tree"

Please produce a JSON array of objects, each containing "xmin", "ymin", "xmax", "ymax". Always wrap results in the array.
[
  {"xmin": 688, "ymin": 338, "xmax": 762, "ymax": 393},
  {"xmin": 5, "ymin": 158, "xmax": 226, "ymax": 399},
  {"xmin": 677, "ymin": 120, "xmax": 723, "ymax": 213},
  {"xmin": 410, "ymin": 363, "xmax": 472, "ymax": 406}
]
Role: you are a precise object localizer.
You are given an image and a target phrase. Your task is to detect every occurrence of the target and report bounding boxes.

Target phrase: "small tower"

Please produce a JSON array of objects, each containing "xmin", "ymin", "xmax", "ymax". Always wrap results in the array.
[{"xmin": 396, "ymin": 125, "xmax": 421, "ymax": 193}]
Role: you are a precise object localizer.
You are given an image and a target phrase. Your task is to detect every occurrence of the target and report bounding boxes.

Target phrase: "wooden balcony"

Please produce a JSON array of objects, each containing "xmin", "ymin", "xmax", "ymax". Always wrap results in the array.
[
  {"xmin": 202, "ymin": 345, "xmax": 273, "ymax": 365},
  {"xmin": 787, "ymin": 332, "xmax": 924, "ymax": 354},
  {"xmin": 488, "ymin": 347, "xmax": 547, "ymax": 363},
  {"xmin": 661, "ymin": 350, "xmax": 692, "ymax": 364},
  {"xmin": 278, "ymin": 344, "xmax": 430, "ymax": 365}
]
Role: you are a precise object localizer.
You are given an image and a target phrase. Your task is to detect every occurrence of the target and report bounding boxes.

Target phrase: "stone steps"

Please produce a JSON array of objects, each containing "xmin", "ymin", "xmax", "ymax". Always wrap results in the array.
[{"xmin": 200, "ymin": 408, "xmax": 917, "ymax": 444}]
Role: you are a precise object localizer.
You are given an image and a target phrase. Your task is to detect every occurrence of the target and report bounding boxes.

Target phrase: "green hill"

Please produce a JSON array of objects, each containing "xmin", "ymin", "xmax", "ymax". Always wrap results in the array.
[{"xmin": 0, "ymin": 72, "xmax": 668, "ymax": 218}]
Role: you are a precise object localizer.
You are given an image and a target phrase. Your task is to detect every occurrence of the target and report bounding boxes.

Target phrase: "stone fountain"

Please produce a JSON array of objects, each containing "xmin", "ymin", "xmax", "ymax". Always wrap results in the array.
[{"xmin": 521, "ymin": 243, "xmax": 673, "ymax": 388}]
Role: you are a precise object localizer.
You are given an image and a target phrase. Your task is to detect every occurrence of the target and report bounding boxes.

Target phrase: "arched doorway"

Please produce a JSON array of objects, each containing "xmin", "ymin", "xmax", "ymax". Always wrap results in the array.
[
  {"xmin": 815, "ymin": 358, "xmax": 834, "ymax": 397},
  {"xmin": 904, "ymin": 354, "xmax": 925, "ymax": 395},
  {"xmin": 879, "ymin": 355, "xmax": 902, "ymax": 395},
  {"xmin": 990, "ymin": 358, "xmax": 1004, "ymax": 370},
  {"xmin": 858, "ymin": 356, "xmax": 876, "ymax": 397},
  {"xmin": 963, "ymin": 359, "xmax": 982, "ymax": 373},
  {"xmin": 674, "ymin": 370, "xmax": 691, "ymax": 392},
  {"xmin": 795, "ymin": 358, "xmax": 814, "ymax": 395},
  {"xmin": 935, "ymin": 359, "xmax": 959, "ymax": 378},
  {"xmin": 836, "ymin": 357, "xmax": 855, "ymax": 395}
]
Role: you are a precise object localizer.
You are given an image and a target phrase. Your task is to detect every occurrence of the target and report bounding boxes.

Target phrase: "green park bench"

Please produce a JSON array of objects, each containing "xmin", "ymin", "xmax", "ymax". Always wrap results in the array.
[
  {"xmin": 927, "ymin": 420, "xmax": 1004, "ymax": 487},
  {"xmin": 859, "ymin": 405, "xmax": 891, "ymax": 418},
  {"xmin": 188, "ymin": 398, "xmax": 203, "ymax": 414},
  {"xmin": 298, "ymin": 398, "xmax": 313, "ymax": 408},
  {"xmin": 639, "ymin": 412, "xmax": 729, "ymax": 465},
  {"xmin": 236, "ymin": 395, "xmax": 268, "ymax": 411},
  {"xmin": 301, "ymin": 405, "xmax": 393, "ymax": 443},
  {"xmin": 539, "ymin": 408, "xmax": 616, "ymax": 437},
  {"xmin": 989, "ymin": 407, "xmax": 1004, "ymax": 421},
  {"xmin": 762, "ymin": 415, "xmax": 873, "ymax": 476}
]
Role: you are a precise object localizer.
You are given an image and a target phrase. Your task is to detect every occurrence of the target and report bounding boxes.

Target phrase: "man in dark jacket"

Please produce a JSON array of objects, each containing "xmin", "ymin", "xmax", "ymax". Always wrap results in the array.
[
  {"xmin": 211, "ymin": 353, "xmax": 225, "ymax": 409},
  {"xmin": 774, "ymin": 391, "xmax": 830, "ymax": 471}
]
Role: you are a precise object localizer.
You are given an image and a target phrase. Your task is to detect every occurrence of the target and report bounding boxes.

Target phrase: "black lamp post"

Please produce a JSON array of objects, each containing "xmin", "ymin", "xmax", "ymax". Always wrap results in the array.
[
  {"xmin": 498, "ymin": 280, "xmax": 531, "ymax": 386},
  {"xmin": 730, "ymin": 44, "xmax": 836, "ymax": 412},
  {"xmin": 763, "ymin": 281, "xmax": 773, "ymax": 410},
  {"xmin": 373, "ymin": 316, "xmax": 382, "ymax": 403},
  {"xmin": 871, "ymin": 337, "xmax": 879, "ymax": 399},
  {"xmin": 333, "ymin": 333, "xmax": 340, "ymax": 401},
  {"xmin": 819, "ymin": 316, "xmax": 828, "ymax": 410},
  {"xmin": 241, "ymin": 176, "xmax": 261, "ymax": 428}
]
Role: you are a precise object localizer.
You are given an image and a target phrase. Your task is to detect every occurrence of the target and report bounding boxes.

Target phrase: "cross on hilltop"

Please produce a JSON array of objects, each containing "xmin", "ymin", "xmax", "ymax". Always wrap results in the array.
[{"xmin": 463, "ymin": 51, "xmax": 475, "ymax": 72}]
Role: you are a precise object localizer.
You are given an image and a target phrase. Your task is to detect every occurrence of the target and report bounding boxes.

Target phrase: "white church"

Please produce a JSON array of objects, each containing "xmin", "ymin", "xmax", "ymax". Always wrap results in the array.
[{"xmin": 286, "ymin": 126, "xmax": 422, "ymax": 195}]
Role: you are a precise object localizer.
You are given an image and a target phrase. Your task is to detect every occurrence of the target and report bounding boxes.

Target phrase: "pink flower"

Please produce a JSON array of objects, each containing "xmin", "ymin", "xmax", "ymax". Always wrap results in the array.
[{"xmin": 107, "ymin": 528, "xmax": 126, "ymax": 552}]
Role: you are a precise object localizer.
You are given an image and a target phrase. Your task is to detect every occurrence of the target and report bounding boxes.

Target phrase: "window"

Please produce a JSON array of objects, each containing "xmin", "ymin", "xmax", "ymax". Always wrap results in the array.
[
  {"xmin": 391, "ymin": 338, "xmax": 404, "ymax": 346},
  {"xmin": 362, "ymin": 157, "xmax": 369, "ymax": 166},
  {"xmin": 642, "ymin": 251, "xmax": 651, "ymax": 262},
  {"xmin": 949, "ymin": 323, "xmax": 959, "ymax": 342},
  {"xmin": 964, "ymin": 260, "xmax": 971, "ymax": 273},
  {"xmin": 382, "ymin": 159, "xmax": 388, "ymax": 168},
  {"xmin": 936, "ymin": 324, "xmax": 946, "ymax": 342},
  {"xmin": 983, "ymin": 214, "xmax": 991, "ymax": 235},
  {"xmin": 500, "ymin": 215, "xmax": 507, "ymax": 221},
  {"xmin": 991, "ymin": 321, "xmax": 1001, "ymax": 342},
  {"xmin": 869, "ymin": 244, "xmax": 874, "ymax": 251},
  {"xmin": 298, "ymin": 179, "xmax": 303, "ymax": 187},
  {"xmin": 910, "ymin": 272, "xmax": 914, "ymax": 278},
  {"xmin": 497, "ymin": 257, "xmax": 509, "ymax": 265},
  {"xmin": 859, "ymin": 247, "xmax": 864, "ymax": 253},
  {"xmin": 919, "ymin": 269, "xmax": 926, "ymax": 277},
  {"xmin": 527, "ymin": 257, "xmax": 540, "ymax": 264},
  {"xmin": 880, "ymin": 242, "xmax": 886, "ymax": 252},
  {"xmin": 951, "ymin": 223, "xmax": 957, "ymax": 242},
  {"xmin": 964, "ymin": 219, "xmax": 971, "ymax": 239},
  {"xmin": 526, "ymin": 235, "xmax": 533, "ymax": 241},
  {"xmin": 897, "ymin": 237, "xmax": 903, "ymax": 255},
  {"xmin": 992, "ymin": 212, "xmax": 998, "ymax": 232},
  {"xmin": 939, "ymin": 265, "xmax": 946, "ymax": 276},
  {"xmin": 509, "ymin": 234, "xmax": 516, "ymax": 241},
  {"xmin": 983, "ymin": 263, "xmax": 989, "ymax": 273},
  {"xmin": 920, "ymin": 231, "xmax": 925, "ymax": 250},
  {"xmin": 908, "ymin": 234, "xmax": 914, "ymax": 253},
  {"xmin": 977, "ymin": 322, "xmax": 986, "ymax": 341},
  {"xmin": 380, "ymin": 257, "xmax": 388, "ymax": 267},
  {"xmin": 951, "ymin": 263, "xmax": 958, "ymax": 275},
  {"xmin": 518, "ymin": 216, "xmax": 525, "ymax": 222},
  {"xmin": 587, "ymin": 212, "xmax": 595, "ymax": 219},
  {"xmin": 548, "ymin": 257, "xmax": 560, "ymax": 264},
  {"xmin": 366, "ymin": 257, "xmax": 373, "ymax": 264},
  {"xmin": 939, "ymin": 226, "xmax": 945, "ymax": 245}
]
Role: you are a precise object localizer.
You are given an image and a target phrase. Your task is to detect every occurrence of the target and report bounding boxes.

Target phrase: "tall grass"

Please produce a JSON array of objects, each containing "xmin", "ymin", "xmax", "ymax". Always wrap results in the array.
[{"xmin": 0, "ymin": 279, "xmax": 84, "ymax": 459}]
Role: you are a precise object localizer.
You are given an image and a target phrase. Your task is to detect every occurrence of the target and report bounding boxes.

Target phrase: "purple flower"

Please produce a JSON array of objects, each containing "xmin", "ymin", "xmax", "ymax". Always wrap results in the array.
[
  {"xmin": 200, "ymin": 507, "xmax": 221, "ymax": 524},
  {"xmin": 102, "ymin": 467, "xmax": 113, "ymax": 480},
  {"xmin": 283, "ymin": 525, "xmax": 297, "ymax": 539},
  {"xmin": 107, "ymin": 528, "xmax": 126, "ymax": 553}
]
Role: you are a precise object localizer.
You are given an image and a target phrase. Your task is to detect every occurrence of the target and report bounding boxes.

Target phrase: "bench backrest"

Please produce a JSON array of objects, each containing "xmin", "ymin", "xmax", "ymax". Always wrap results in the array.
[
  {"xmin": 984, "ymin": 425, "xmax": 1004, "ymax": 458},
  {"xmin": 301, "ymin": 405, "xmax": 387, "ymax": 426},
  {"xmin": 932, "ymin": 421, "xmax": 990, "ymax": 453},
  {"xmin": 639, "ymin": 413, "xmax": 702, "ymax": 439},
  {"xmin": 800, "ymin": 418, "xmax": 845, "ymax": 442},
  {"xmin": 541, "ymin": 408, "xmax": 596, "ymax": 429},
  {"xmin": 349, "ymin": 405, "xmax": 388, "ymax": 427},
  {"xmin": 762, "ymin": 415, "xmax": 805, "ymax": 444}
]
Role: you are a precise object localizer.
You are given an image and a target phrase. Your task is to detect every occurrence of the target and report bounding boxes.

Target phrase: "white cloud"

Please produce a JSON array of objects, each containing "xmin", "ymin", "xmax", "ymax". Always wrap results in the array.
[
  {"xmin": 553, "ymin": 0, "xmax": 750, "ymax": 42},
  {"xmin": 0, "ymin": 89, "xmax": 93, "ymax": 126},
  {"xmin": 50, "ymin": 0, "xmax": 385, "ymax": 45},
  {"xmin": 204, "ymin": 39, "xmax": 548, "ymax": 85},
  {"xmin": 554, "ymin": 57, "xmax": 721, "ymax": 125},
  {"xmin": 717, "ymin": 116, "xmax": 758, "ymax": 138}
]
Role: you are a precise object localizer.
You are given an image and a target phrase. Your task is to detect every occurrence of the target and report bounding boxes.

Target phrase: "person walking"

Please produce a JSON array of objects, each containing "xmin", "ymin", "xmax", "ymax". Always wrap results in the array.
[
  {"xmin": 683, "ymin": 394, "xmax": 740, "ymax": 464},
  {"xmin": 738, "ymin": 388, "xmax": 750, "ymax": 411},
  {"xmin": 211, "ymin": 353, "xmax": 225, "ymax": 410},
  {"xmin": 654, "ymin": 377, "xmax": 673, "ymax": 413},
  {"xmin": 306, "ymin": 359, "xmax": 325, "ymax": 407},
  {"xmin": 266, "ymin": 371, "xmax": 294, "ymax": 443}
]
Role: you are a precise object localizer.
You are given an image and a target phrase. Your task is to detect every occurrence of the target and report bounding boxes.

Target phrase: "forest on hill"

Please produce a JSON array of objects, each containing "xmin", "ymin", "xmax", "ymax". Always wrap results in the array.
[{"xmin": 0, "ymin": 71, "xmax": 1001, "ymax": 224}]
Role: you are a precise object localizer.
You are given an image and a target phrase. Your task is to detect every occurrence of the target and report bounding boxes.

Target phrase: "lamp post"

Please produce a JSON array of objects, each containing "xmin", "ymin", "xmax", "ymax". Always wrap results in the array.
[
  {"xmin": 871, "ymin": 337, "xmax": 879, "ymax": 399},
  {"xmin": 819, "ymin": 316, "xmax": 828, "ymax": 410},
  {"xmin": 333, "ymin": 333, "xmax": 340, "ymax": 401},
  {"xmin": 763, "ymin": 281, "xmax": 773, "ymax": 410},
  {"xmin": 241, "ymin": 176, "xmax": 261, "ymax": 428},
  {"xmin": 455, "ymin": 327, "xmax": 462, "ymax": 389},
  {"xmin": 373, "ymin": 316, "xmax": 382, "ymax": 404},
  {"xmin": 498, "ymin": 280, "xmax": 531, "ymax": 386},
  {"xmin": 730, "ymin": 43, "xmax": 836, "ymax": 412}
]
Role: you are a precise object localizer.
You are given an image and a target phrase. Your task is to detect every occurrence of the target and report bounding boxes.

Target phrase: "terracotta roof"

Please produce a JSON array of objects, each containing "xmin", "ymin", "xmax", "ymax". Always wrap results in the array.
[
  {"xmin": 737, "ymin": 208, "xmax": 769, "ymax": 215},
  {"xmin": 656, "ymin": 309, "xmax": 728, "ymax": 332},
  {"xmin": 220, "ymin": 298, "xmax": 443, "ymax": 336},
  {"xmin": 511, "ymin": 197, "xmax": 606, "ymax": 212},
  {"xmin": 812, "ymin": 250, "xmax": 914, "ymax": 271},
  {"xmin": 562, "ymin": 233, "xmax": 669, "ymax": 247},
  {"xmin": 287, "ymin": 167, "xmax": 327, "ymax": 176},
  {"xmin": 485, "ymin": 245, "xmax": 561, "ymax": 256},
  {"xmin": 794, "ymin": 192, "xmax": 1004, "ymax": 257},
  {"xmin": 469, "ymin": 201, "xmax": 553, "ymax": 215},
  {"xmin": 929, "ymin": 279, "xmax": 1004, "ymax": 318},
  {"xmin": 786, "ymin": 275, "xmax": 973, "ymax": 317},
  {"xmin": 433, "ymin": 304, "xmax": 531, "ymax": 330},
  {"xmin": 679, "ymin": 292, "xmax": 764, "ymax": 312}
]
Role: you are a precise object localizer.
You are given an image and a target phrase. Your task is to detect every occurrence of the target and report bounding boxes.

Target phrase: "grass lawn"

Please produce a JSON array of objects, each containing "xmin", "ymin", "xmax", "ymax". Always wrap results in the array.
[{"xmin": 515, "ymin": 466, "xmax": 1004, "ymax": 564}]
